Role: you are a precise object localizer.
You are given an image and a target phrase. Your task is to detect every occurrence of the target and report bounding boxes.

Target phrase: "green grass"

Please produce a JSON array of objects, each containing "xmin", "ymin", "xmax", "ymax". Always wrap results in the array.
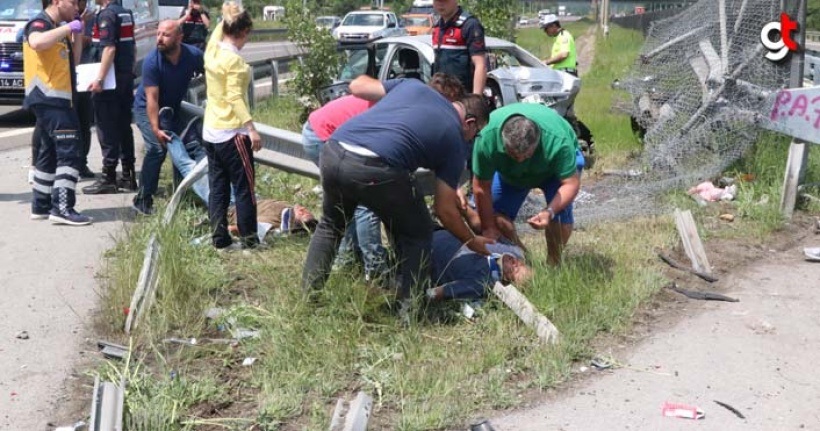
[{"xmin": 93, "ymin": 22, "xmax": 820, "ymax": 431}]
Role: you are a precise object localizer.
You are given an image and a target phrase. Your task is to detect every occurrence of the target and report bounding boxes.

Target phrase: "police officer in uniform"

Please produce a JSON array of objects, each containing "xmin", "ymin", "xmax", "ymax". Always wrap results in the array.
[
  {"xmin": 541, "ymin": 14, "xmax": 577, "ymax": 76},
  {"xmin": 82, "ymin": 0, "xmax": 136, "ymax": 194},
  {"xmin": 24, "ymin": 0, "xmax": 93, "ymax": 225},
  {"xmin": 432, "ymin": 0, "xmax": 487, "ymax": 95}
]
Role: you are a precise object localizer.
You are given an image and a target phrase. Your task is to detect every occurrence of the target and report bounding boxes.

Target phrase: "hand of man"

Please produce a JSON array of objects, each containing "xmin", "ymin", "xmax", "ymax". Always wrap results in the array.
[
  {"xmin": 153, "ymin": 128, "xmax": 171, "ymax": 147},
  {"xmin": 467, "ymin": 235, "xmax": 495, "ymax": 256},
  {"xmin": 67, "ymin": 19, "xmax": 83, "ymax": 34},
  {"xmin": 456, "ymin": 187, "xmax": 468, "ymax": 212},
  {"xmin": 249, "ymin": 130, "xmax": 262, "ymax": 151},
  {"xmin": 482, "ymin": 226, "xmax": 501, "ymax": 241},
  {"xmin": 88, "ymin": 80, "xmax": 102, "ymax": 93},
  {"xmin": 527, "ymin": 210, "xmax": 552, "ymax": 230}
]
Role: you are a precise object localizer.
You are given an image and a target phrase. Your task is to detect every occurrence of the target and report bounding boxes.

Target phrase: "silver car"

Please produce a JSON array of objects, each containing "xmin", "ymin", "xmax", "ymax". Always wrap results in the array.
[{"xmin": 321, "ymin": 34, "xmax": 581, "ymax": 118}]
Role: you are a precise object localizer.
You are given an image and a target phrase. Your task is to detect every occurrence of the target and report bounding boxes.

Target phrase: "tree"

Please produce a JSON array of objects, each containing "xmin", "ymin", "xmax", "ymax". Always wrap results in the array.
[
  {"xmin": 283, "ymin": 0, "xmax": 343, "ymax": 114},
  {"xmin": 463, "ymin": 0, "xmax": 516, "ymax": 40}
]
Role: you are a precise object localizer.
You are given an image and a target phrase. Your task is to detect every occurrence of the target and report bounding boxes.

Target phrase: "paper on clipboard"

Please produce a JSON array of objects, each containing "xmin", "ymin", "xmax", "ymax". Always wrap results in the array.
[{"xmin": 75, "ymin": 63, "xmax": 116, "ymax": 92}]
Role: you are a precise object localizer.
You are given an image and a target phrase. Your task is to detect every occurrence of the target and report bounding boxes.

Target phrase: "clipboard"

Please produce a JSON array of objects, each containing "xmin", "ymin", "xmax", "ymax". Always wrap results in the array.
[{"xmin": 75, "ymin": 62, "xmax": 116, "ymax": 92}]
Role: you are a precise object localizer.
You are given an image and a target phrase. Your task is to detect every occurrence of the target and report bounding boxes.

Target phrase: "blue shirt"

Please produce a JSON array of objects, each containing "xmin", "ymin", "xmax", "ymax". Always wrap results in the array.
[
  {"xmin": 133, "ymin": 44, "xmax": 204, "ymax": 116},
  {"xmin": 331, "ymin": 79, "xmax": 467, "ymax": 189},
  {"xmin": 431, "ymin": 229, "xmax": 491, "ymax": 300}
]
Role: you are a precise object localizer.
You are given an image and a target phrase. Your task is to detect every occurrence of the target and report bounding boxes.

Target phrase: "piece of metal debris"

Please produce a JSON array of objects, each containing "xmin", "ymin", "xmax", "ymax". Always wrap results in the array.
[
  {"xmin": 97, "ymin": 341, "xmax": 128, "ymax": 360},
  {"xmin": 15, "ymin": 331, "xmax": 29, "ymax": 340},
  {"xmin": 469, "ymin": 419, "xmax": 497, "ymax": 431},
  {"xmin": 54, "ymin": 421, "xmax": 87, "ymax": 431},
  {"xmin": 713, "ymin": 400, "xmax": 746, "ymax": 419},
  {"xmin": 665, "ymin": 283, "xmax": 738, "ymax": 302},
  {"xmin": 591, "ymin": 356, "xmax": 614, "ymax": 370}
]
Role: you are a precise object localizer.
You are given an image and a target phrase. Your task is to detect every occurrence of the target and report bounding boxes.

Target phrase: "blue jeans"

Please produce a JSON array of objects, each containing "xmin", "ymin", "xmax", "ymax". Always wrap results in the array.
[
  {"xmin": 133, "ymin": 108, "xmax": 166, "ymax": 208},
  {"xmin": 166, "ymin": 132, "xmax": 209, "ymax": 204},
  {"xmin": 302, "ymin": 121, "xmax": 387, "ymax": 276}
]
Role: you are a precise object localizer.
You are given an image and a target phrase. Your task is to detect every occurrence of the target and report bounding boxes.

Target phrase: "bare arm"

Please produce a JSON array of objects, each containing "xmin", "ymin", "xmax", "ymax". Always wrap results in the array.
[
  {"xmin": 88, "ymin": 45, "xmax": 115, "ymax": 92},
  {"xmin": 471, "ymin": 53, "xmax": 487, "ymax": 94},
  {"xmin": 436, "ymin": 179, "xmax": 493, "ymax": 255},
  {"xmin": 27, "ymin": 25, "xmax": 73, "ymax": 51},
  {"xmin": 71, "ymin": 32, "xmax": 83, "ymax": 66},
  {"xmin": 545, "ymin": 50, "xmax": 569, "ymax": 65},
  {"xmin": 528, "ymin": 174, "xmax": 580, "ymax": 229},
  {"xmin": 145, "ymin": 85, "xmax": 170, "ymax": 145},
  {"xmin": 472, "ymin": 176, "xmax": 500, "ymax": 240},
  {"xmin": 348, "ymin": 75, "xmax": 386, "ymax": 101}
]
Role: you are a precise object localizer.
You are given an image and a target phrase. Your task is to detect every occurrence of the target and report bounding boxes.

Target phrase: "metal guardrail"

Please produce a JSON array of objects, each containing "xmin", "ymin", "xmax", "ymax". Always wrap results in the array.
[
  {"xmin": 807, "ymin": 31, "xmax": 820, "ymax": 43},
  {"xmin": 185, "ymin": 50, "xmax": 304, "ymax": 108}
]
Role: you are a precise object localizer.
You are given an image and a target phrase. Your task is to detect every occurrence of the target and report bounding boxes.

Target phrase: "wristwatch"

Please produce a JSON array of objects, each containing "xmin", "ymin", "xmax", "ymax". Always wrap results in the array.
[
  {"xmin": 545, "ymin": 206, "xmax": 555, "ymax": 220},
  {"xmin": 95, "ymin": 78, "xmax": 103, "ymax": 85}
]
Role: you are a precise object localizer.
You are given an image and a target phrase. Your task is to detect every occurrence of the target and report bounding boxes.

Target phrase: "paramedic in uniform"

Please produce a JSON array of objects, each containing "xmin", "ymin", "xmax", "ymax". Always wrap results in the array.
[
  {"xmin": 23, "ymin": 0, "xmax": 93, "ymax": 225},
  {"xmin": 83, "ymin": 0, "xmax": 136, "ymax": 194},
  {"xmin": 432, "ymin": 0, "xmax": 487, "ymax": 95}
]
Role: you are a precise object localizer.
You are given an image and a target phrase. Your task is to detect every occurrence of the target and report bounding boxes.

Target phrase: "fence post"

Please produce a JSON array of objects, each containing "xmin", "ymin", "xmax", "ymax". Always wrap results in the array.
[{"xmin": 271, "ymin": 59, "xmax": 280, "ymax": 99}]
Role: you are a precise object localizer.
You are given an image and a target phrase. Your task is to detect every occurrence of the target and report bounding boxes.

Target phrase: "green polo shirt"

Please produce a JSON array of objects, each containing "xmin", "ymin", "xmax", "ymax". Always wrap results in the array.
[{"xmin": 472, "ymin": 103, "xmax": 578, "ymax": 188}]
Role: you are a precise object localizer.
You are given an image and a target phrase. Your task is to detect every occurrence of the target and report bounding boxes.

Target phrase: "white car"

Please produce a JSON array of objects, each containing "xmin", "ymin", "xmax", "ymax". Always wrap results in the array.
[
  {"xmin": 320, "ymin": 35, "xmax": 596, "ymax": 167},
  {"xmin": 332, "ymin": 11, "xmax": 406, "ymax": 44},
  {"xmin": 323, "ymin": 35, "xmax": 580, "ymax": 117}
]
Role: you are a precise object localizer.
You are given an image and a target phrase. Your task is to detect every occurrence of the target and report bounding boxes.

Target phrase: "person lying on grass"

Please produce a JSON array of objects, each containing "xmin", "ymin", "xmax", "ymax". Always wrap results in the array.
[{"xmin": 427, "ymin": 229, "xmax": 531, "ymax": 301}]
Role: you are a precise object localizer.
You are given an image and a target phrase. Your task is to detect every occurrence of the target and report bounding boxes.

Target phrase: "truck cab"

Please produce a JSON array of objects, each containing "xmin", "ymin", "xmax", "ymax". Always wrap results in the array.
[{"xmin": 0, "ymin": 0, "xmax": 159, "ymax": 105}]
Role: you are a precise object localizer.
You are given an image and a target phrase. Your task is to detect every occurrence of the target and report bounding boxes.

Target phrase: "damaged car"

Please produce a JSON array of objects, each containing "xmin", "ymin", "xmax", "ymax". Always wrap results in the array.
[{"xmin": 319, "ymin": 34, "xmax": 595, "ymax": 167}]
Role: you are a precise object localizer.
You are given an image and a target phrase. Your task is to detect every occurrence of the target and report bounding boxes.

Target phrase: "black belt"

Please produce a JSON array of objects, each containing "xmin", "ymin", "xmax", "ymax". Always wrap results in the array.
[
  {"xmin": 328, "ymin": 139, "xmax": 388, "ymax": 167},
  {"xmin": 559, "ymin": 68, "xmax": 578, "ymax": 76}
]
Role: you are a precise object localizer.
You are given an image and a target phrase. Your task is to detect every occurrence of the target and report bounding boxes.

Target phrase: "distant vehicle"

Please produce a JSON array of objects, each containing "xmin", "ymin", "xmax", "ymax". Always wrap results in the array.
[
  {"xmin": 332, "ymin": 10, "xmax": 405, "ymax": 44},
  {"xmin": 0, "ymin": 0, "xmax": 160, "ymax": 105},
  {"xmin": 412, "ymin": 0, "xmax": 433, "ymax": 6},
  {"xmin": 518, "ymin": 17, "xmax": 529, "ymax": 26},
  {"xmin": 401, "ymin": 13, "xmax": 434, "ymax": 36},
  {"xmin": 158, "ymin": 0, "xmax": 186, "ymax": 21},
  {"xmin": 320, "ymin": 35, "xmax": 595, "ymax": 166},
  {"xmin": 315, "ymin": 15, "xmax": 341, "ymax": 30},
  {"xmin": 262, "ymin": 5, "xmax": 285, "ymax": 21}
]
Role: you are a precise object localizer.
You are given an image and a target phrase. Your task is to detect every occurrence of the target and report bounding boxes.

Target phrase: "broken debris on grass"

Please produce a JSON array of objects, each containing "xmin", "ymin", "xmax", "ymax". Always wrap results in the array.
[
  {"xmin": 804, "ymin": 247, "xmax": 820, "ymax": 262},
  {"xmin": 15, "ymin": 331, "xmax": 29, "ymax": 340}
]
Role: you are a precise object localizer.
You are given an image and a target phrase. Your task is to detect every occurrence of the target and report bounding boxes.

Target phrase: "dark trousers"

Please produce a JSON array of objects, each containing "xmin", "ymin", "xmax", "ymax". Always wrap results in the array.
[
  {"xmin": 204, "ymin": 134, "xmax": 258, "ymax": 248},
  {"xmin": 76, "ymin": 91, "xmax": 93, "ymax": 168},
  {"xmin": 301, "ymin": 140, "xmax": 433, "ymax": 301},
  {"xmin": 92, "ymin": 73, "xmax": 135, "ymax": 168},
  {"xmin": 30, "ymin": 105, "xmax": 81, "ymax": 215}
]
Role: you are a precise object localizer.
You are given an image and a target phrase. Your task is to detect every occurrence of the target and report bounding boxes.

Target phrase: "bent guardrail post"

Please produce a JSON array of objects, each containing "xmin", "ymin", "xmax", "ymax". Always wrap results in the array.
[{"xmin": 271, "ymin": 59, "xmax": 280, "ymax": 98}]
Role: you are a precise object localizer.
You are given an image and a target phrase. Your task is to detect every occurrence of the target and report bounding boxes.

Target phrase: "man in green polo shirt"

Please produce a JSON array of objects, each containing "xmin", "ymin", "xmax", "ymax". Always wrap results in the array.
[
  {"xmin": 472, "ymin": 103, "xmax": 583, "ymax": 266},
  {"xmin": 540, "ymin": 14, "xmax": 577, "ymax": 76}
]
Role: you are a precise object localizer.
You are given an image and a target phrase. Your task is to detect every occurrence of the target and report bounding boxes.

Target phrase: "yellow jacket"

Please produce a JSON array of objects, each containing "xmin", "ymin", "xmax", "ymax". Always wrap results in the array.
[{"xmin": 203, "ymin": 22, "xmax": 252, "ymax": 129}]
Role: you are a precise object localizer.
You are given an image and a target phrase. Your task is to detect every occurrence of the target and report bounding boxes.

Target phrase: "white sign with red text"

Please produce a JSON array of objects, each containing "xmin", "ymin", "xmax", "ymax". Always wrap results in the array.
[{"xmin": 763, "ymin": 86, "xmax": 820, "ymax": 144}]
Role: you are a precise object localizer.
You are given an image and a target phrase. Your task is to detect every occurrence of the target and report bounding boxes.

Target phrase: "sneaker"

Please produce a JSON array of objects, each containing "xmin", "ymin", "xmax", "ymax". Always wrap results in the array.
[
  {"xmin": 49, "ymin": 210, "xmax": 93, "ymax": 226},
  {"xmin": 78, "ymin": 166, "xmax": 96, "ymax": 179},
  {"xmin": 30, "ymin": 212, "xmax": 49, "ymax": 220}
]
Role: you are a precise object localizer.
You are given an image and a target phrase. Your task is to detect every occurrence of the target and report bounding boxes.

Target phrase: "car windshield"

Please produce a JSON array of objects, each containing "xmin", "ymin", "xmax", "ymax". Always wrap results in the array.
[
  {"xmin": 0, "ymin": 0, "xmax": 42, "ymax": 21},
  {"xmin": 342, "ymin": 13, "xmax": 385, "ymax": 27},
  {"xmin": 404, "ymin": 16, "xmax": 430, "ymax": 26}
]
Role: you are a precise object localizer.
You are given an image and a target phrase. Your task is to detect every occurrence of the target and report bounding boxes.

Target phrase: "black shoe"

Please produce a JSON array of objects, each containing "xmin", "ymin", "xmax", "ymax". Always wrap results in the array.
[
  {"xmin": 117, "ymin": 173, "xmax": 137, "ymax": 191},
  {"xmin": 78, "ymin": 166, "xmax": 96, "ymax": 179},
  {"xmin": 82, "ymin": 177, "xmax": 118, "ymax": 194},
  {"xmin": 132, "ymin": 198, "xmax": 154, "ymax": 215}
]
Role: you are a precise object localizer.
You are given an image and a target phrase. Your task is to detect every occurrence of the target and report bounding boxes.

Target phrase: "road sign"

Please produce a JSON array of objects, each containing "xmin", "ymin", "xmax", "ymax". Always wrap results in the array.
[{"xmin": 762, "ymin": 86, "xmax": 820, "ymax": 145}]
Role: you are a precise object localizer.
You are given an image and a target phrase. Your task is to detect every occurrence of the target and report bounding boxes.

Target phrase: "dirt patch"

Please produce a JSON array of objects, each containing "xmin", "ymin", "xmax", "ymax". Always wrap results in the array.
[{"xmin": 577, "ymin": 25, "xmax": 597, "ymax": 77}]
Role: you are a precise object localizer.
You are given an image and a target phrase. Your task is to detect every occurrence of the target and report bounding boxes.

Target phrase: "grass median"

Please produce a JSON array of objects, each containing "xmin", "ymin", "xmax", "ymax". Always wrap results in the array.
[{"xmin": 95, "ymin": 24, "xmax": 819, "ymax": 430}]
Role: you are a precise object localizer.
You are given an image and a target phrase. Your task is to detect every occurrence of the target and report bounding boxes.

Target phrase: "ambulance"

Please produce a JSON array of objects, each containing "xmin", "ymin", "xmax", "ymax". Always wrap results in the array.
[{"xmin": 0, "ymin": 0, "xmax": 159, "ymax": 105}]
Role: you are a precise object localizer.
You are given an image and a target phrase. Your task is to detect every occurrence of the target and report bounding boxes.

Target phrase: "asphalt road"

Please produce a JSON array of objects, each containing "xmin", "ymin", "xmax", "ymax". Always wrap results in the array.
[{"xmin": 0, "ymin": 39, "xmax": 293, "ymax": 430}]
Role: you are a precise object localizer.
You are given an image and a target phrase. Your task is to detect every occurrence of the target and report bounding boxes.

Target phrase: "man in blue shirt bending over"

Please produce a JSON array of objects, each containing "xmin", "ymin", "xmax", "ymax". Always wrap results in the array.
[
  {"xmin": 131, "ymin": 19, "xmax": 205, "ymax": 215},
  {"xmin": 301, "ymin": 75, "xmax": 494, "ymax": 322}
]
